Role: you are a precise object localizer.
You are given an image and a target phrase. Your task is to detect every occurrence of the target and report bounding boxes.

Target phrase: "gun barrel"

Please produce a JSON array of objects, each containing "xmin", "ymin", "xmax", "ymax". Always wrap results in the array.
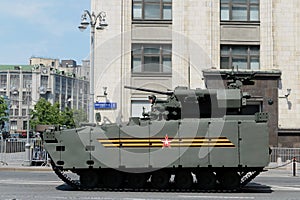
[{"xmin": 124, "ymin": 86, "xmax": 173, "ymax": 95}]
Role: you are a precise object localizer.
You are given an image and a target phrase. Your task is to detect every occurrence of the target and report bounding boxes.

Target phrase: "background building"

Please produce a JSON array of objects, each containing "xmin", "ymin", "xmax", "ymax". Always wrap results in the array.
[
  {"xmin": 0, "ymin": 59, "xmax": 89, "ymax": 134},
  {"xmin": 89, "ymin": 0, "xmax": 299, "ymax": 147},
  {"xmin": 30, "ymin": 57, "xmax": 60, "ymax": 69}
]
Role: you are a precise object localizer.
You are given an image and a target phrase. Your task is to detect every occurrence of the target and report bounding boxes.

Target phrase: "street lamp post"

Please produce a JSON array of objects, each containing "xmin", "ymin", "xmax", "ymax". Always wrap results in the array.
[
  {"xmin": 24, "ymin": 83, "xmax": 31, "ymax": 166},
  {"xmin": 78, "ymin": 10, "xmax": 108, "ymax": 123}
]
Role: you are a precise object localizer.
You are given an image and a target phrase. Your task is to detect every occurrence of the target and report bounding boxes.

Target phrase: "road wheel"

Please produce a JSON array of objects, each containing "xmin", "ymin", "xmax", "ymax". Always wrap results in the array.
[
  {"xmin": 151, "ymin": 170, "xmax": 170, "ymax": 189},
  {"xmin": 218, "ymin": 171, "xmax": 240, "ymax": 190},
  {"xmin": 174, "ymin": 170, "xmax": 193, "ymax": 189},
  {"xmin": 101, "ymin": 169, "xmax": 123, "ymax": 188},
  {"xmin": 127, "ymin": 173, "xmax": 147, "ymax": 188},
  {"xmin": 196, "ymin": 171, "xmax": 217, "ymax": 190},
  {"xmin": 79, "ymin": 170, "xmax": 99, "ymax": 189}
]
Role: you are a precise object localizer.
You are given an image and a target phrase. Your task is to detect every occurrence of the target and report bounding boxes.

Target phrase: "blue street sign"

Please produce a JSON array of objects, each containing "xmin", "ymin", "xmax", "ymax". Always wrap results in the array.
[{"xmin": 94, "ymin": 102, "xmax": 117, "ymax": 110}]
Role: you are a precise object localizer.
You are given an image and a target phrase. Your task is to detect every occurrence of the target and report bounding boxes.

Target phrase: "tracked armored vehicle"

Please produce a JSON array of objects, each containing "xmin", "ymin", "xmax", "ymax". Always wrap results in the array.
[{"xmin": 43, "ymin": 72, "xmax": 270, "ymax": 191}]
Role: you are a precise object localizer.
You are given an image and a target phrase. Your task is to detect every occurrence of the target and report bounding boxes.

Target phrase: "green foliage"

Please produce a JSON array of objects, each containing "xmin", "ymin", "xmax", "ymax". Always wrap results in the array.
[
  {"xmin": 60, "ymin": 107, "xmax": 75, "ymax": 129},
  {"xmin": 0, "ymin": 96, "xmax": 9, "ymax": 128},
  {"xmin": 30, "ymin": 98, "xmax": 76, "ymax": 129},
  {"xmin": 72, "ymin": 109, "xmax": 88, "ymax": 127}
]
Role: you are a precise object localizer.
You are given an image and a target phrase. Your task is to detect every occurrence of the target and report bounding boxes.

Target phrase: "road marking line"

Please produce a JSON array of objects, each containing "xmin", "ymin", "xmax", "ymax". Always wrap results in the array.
[
  {"xmin": 179, "ymin": 195, "xmax": 255, "ymax": 199},
  {"xmin": 269, "ymin": 185, "xmax": 300, "ymax": 191},
  {"xmin": 0, "ymin": 179, "xmax": 63, "ymax": 186}
]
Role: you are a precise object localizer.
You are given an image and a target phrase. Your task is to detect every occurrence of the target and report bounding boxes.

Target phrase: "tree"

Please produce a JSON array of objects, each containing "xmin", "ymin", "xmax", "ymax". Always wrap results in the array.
[
  {"xmin": 0, "ymin": 96, "xmax": 9, "ymax": 130},
  {"xmin": 60, "ymin": 107, "xmax": 75, "ymax": 129},
  {"xmin": 30, "ymin": 98, "xmax": 75, "ymax": 130},
  {"xmin": 72, "ymin": 109, "xmax": 88, "ymax": 127}
]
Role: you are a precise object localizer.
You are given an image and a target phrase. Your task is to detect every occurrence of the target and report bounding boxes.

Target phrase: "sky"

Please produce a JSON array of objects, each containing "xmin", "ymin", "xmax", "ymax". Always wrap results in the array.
[{"xmin": 0, "ymin": 0, "xmax": 91, "ymax": 65}]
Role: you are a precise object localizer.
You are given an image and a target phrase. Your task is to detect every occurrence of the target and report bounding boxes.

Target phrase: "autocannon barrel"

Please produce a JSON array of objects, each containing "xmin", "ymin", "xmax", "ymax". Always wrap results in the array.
[{"xmin": 124, "ymin": 86, "xmax": 173, "ymax": 95}]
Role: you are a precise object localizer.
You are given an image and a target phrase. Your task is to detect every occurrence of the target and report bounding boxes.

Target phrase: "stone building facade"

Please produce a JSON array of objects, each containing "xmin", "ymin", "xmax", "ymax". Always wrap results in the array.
[
  {"xmin": 91, "ymin": 0, "xmax": 300, "ymax": 147},
  {"xmin": 0, "ymin": 64, "xmax": 89, "ymax": 134}
]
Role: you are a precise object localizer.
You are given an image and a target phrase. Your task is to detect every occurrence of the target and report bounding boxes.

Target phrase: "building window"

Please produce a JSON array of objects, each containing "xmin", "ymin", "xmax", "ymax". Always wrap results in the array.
[
  {"xmin": 67, "ymin": 78, "xmax": 72, "ymax": 96},
  {"xmin": 23, "ymin": 74, "xmax": 32, "ymax": 88},
  {"xmin": 132, "ymin": 44, "xmax": 172, "ymax": 74},
  {"xmin": 61, "ymin": 78, "xmax": 66, "ymax": 94},
  {"xmin": 10, "ymin": 74, "xmax": 20, "ymax": 89},
  {"xmin": 55, "ymin": 76, "xmax": 61, "ymax": 93},
  {"xmin": 10, "ymin": 94, "xmax": 19, "ymax": 106},
  {"xmin": 41, "ymin": 75, "xmax": 48, "ymax": 89},
  {"xmin": 22, "ymin": 91, "xmax": 32, "ymax": 105},
  {"xmin": 23, "ymin": 120, "xmax": 29, "ymax": 130},
  {"xmin": 220, "ymin": 0, "xmax": 259, "ymax": 21},
  {"xmin": 10, "ymin": 121, "xmax": 17, "ymax": 131},
  {"xmin": 133, "ymin": 0, "xmax": 172, "ymax": 21},
  {"xmin": 131, "ymin": 100, "xmax": 151, "ymax": 117},
  {"xmin": 22, "ymin": 109, "xmax": 26, "ymax": 116},
  {"xmin": 15, "ymin": 109, "xmax": 19, "ymax": 116},
  {"xmin": 0, "ymin": 92, "xmax": 6, "ymax": 97},
  {"xmin": 220, "ymin": 45, "xmax": 260, "ymax": 69},
  {"xmin": 0, "ymin": 75, "xmax": 7, "ymax": 88}
]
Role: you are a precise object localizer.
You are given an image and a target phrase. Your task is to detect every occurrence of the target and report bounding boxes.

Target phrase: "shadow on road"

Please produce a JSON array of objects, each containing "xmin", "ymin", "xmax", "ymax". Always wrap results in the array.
[
  {"xmin": 242, "ymin": 182, "xmax": 272, "ymax": 193},
  {"xmin": 56, "ymin": 182, "xmax": 273, "ymax": 193},
  {"xmin": 56, "ymin": 184, "xmax": 77, "ymax": 191}
]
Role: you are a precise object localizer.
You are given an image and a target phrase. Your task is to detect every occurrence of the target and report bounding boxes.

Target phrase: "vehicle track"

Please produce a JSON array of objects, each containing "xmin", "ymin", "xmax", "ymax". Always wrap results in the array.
[{"xmin": 51, "ymin": 161, "xmax": 261, "ymax": 192}]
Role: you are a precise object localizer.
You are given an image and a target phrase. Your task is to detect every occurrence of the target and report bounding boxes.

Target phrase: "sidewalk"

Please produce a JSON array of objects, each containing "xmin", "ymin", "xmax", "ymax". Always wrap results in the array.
[
  {"xmin": 0, "ymin": 161, "xmax": 52, "ymax": 172},
  {"xmin": 260, "ymin": 168, "xmax": 297, "ymax": 177}
]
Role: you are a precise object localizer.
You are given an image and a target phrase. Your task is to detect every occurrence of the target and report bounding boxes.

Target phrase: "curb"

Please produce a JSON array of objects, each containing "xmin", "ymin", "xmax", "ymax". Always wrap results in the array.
[{"xmin": 0, "ymin": 166, "xmax": 52, "ymax": 172}]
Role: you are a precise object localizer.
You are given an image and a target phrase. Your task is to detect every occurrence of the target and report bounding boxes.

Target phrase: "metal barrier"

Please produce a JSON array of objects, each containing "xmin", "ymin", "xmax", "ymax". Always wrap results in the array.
[
  {"xmin": 0, "ymin": 137, "xmax": 47, "ymax": 166},
  {"xmin": 0, "ymin": 136, "xmax": 8, "ymax": 165},
  {"xmin": 31, "ymin": 138, "xmax": 48, "ymax": 166},
  {"xmin": 270, "ymin": 147, "xmax": 300, "ymax": 163}
]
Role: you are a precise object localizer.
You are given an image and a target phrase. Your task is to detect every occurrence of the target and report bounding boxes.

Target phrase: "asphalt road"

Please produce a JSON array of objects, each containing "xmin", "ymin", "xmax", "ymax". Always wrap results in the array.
[{"xmin": 0, "ymin": 169, "xmax": 299, "ymax": 200}]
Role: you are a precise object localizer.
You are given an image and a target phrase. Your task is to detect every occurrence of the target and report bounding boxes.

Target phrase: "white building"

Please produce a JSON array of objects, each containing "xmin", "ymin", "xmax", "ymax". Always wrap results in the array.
[{"xmin": 91, "ymin": 0, "xmax": 300, "ymax": 146}]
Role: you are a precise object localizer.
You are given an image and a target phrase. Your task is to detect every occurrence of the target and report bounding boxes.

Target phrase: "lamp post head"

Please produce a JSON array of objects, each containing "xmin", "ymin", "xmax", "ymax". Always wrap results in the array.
[
  {"xmin": 78, "ymin": 24, "xmax": 87, "ymax": 31},
  {"xmin": 78, "ymin": 13, "xmax": 89, "ymax": 31},
  {"xmin": 80, "ymin": 20, "xmax": 90, "ymax": 26},
  {"xmin": 79, "ymin": 10, "xmax": 108, "ymax": 31},
  {"xmin": 80, "ymin": 13, "xmax": 90, "ymax": 25},
  {"xmin": 96, "ymin": 18, "xmax": 108, "ymax": 30}
]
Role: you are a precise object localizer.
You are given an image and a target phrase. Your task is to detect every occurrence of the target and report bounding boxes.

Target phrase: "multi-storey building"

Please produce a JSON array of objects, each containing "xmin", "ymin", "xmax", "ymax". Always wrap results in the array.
[
  {"xmin": 30, "ymin": 57, "xmax": 60, "ymax": 69},
  {"xmin": 0, "ymin": 62, "xmax": 89, "ymax": 134},
  {"xmin": 30, "ymin": 57, "xmax": 90, "ymax": 80},
  {"xmin": 90, "ymin": 0, "xmax": 299, "ymax": 147}
]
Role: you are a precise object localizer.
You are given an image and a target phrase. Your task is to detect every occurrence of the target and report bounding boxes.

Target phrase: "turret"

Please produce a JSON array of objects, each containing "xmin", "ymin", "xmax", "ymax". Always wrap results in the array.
[
  {"xmin": 125, "ymin": 85, "xmax": 181, "ymax": 120},
  {"xmin": 125, "ymin": 71, "xmax": 258, "ymax": 121}
]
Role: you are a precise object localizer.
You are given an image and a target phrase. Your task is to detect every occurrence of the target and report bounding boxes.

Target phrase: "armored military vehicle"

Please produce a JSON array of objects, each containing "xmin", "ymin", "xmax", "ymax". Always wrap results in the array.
[{"xmin": 43, "ymin": 72, "xmax": 270, "ymax": 191}]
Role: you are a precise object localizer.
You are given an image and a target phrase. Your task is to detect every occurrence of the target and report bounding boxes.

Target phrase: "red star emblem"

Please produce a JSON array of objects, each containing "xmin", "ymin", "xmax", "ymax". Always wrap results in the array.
[{"xmin": 161, "ymin": 134, "xmax": 172, "ymax": 148}]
